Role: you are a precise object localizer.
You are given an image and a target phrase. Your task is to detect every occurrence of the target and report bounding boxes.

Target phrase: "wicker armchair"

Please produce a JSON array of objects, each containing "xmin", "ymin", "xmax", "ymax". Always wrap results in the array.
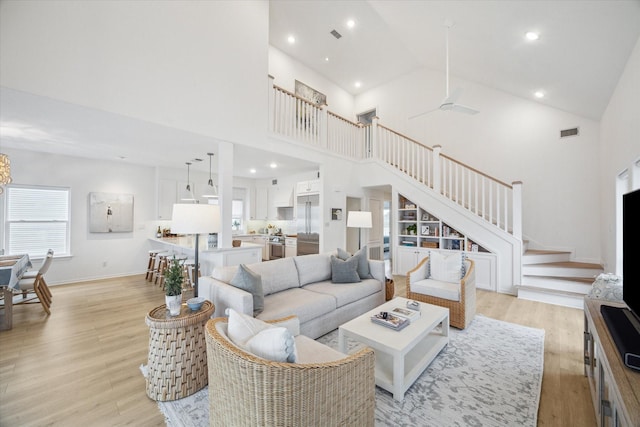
[
  {"xmin": 205, "ymin": 316, "xmax": 376, "ymax": 427},
  {"xmin": 406, "ymin": 257, "xmax": 476, "ymax": 329}
]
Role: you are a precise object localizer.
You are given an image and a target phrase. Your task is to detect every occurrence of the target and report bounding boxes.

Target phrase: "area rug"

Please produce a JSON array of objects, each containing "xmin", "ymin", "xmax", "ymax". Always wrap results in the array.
[{"xmin": 146, "ymin": 315, "xmax": 544, "ymax": 427}]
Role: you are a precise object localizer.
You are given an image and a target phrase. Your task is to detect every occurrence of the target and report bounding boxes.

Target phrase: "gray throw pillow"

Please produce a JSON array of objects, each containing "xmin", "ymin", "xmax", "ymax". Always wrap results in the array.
[
  {"xmin": 230, "ymin": 264, "xmax": 264, "ymax": 316},
  {"xmin": 330, "ymin": 255, "xmax": 361, "ymax": 283},
  {"xmin": 337, "ymin": 246, "xmax": 372, "ymax": 279}
]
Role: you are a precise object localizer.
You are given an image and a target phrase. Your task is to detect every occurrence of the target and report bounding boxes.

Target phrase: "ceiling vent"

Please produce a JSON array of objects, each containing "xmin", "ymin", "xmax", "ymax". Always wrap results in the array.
[
  {"xmin": 560, "ymin": 127, "xmax": 579, "ymax": 139},
  {"xmin": 330, "ymin": 30, "xmax": 342, "ymax": 39},
  {"xmin": 272, "ymin": 179, "xmax": 278, "ymax": 185}
]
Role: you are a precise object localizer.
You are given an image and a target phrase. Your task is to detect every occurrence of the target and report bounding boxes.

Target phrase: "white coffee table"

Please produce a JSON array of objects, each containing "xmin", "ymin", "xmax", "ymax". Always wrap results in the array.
[{"xmin": 338, "ymin": 297, "xmax": 449, "ymax": 401}]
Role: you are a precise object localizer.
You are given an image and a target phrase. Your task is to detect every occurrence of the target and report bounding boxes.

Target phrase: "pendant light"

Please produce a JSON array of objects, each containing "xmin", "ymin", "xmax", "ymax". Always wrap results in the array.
[
  {"xmin": 185, "ymin": 162, "xmax": 192, "ymax": 191},
  {"xmin": 181, "ymin": 162, "xmax": 196, "ymax": 201},
  {"xmin": 202, "ymin": 152, "xmax": 218, "ymax": 198}
]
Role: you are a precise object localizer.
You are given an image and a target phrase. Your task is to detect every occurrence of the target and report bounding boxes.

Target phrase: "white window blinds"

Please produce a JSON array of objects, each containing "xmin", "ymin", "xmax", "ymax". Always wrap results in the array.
[{"xmin": 5, "ymin": 185, "xmax": 70, "ymax": 257}]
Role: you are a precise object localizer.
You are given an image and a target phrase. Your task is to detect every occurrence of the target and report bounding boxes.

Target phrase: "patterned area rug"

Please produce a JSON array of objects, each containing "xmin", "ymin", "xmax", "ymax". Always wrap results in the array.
[{"xmin": 149, "ymin": 315, "xmax": 544, "ymax": 427}]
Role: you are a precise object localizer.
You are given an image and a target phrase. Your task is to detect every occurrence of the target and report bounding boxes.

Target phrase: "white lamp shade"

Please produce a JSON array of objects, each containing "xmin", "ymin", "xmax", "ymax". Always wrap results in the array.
[
  {"xmin": 347, "ymin": 211, "xmax": 372, "ymax": 228},
  {"xmin": 171, "ymin": 204, "xmax": 220, "ymax": 234}
]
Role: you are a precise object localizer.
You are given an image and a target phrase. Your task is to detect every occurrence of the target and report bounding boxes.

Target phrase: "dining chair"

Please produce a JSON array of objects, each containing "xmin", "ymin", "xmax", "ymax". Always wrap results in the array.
[
  {"xmin": 21, "ymin": 249, "xmax": 54, "ymax": 302},
  {"xmin": 14, "ymin": 250, "xmax": 54, "ymax": 314}
]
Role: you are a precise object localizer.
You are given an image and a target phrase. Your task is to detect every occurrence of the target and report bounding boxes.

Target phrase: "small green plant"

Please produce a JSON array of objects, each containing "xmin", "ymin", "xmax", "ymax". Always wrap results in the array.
[
  {"xmin": 164, "ymin": 257, "xmax": 184, "ymax": 296},
  {"xmin": 407, "ymin": 224, "xmax": 417, "ymax": 235}
]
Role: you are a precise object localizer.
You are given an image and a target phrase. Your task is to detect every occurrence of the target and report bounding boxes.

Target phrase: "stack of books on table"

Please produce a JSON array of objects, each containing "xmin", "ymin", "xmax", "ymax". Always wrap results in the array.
[
  {"xmin": 390, "ymin": 306, "xmax": 421, "ymax": 322},
  {"xmin": 371, "ymin": 312, "xmax": 409, "ymax": 331}
]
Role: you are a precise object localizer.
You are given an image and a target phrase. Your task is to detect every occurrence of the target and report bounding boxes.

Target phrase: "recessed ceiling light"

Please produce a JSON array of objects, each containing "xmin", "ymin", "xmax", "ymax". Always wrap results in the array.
[
  {"xmin": 534, "ymin": 90, "xmax": 545, "ymax": 99},
  {"xmin": 325, "ymin": 57, "xmax": 329, "ymax": 62},
  {"xmin": 347, "ymin": 19, "xmax": 355, "ymax": 28},
  {"xmin": 250, "ymin": 168, "xmax": 257, "ymax": 174},
  {"xmin": 525, "ymin": 31, "xmax": 540, "ymax": 41},
  {"xmin": 270, "ymin": 162, "xmax": 277, "ymax": 168},
  {"xmin": 287, "ymin": 35, "xmax": 296, "ymax": 44},
  {"xmin": 354, "ymin": 81, "xmax": 362, "ymax": 88}
]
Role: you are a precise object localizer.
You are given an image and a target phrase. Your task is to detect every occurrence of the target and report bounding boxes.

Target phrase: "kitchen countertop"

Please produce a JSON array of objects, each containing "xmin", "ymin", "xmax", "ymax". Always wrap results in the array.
[{"xmin": 150, "ymin": 237, "xmax": 263, "ymax": 252}]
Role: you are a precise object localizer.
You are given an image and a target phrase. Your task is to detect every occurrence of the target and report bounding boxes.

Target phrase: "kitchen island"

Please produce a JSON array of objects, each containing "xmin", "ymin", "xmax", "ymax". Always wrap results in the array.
[{"xmin": 149, "ymin": 237, "xmax": 262, "ymax": 275}]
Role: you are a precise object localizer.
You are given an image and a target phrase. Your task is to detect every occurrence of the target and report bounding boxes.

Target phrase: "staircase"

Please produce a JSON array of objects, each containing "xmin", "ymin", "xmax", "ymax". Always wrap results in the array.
[
  {"xmin": 268, "ymin": 78, "xmax": 602, "ymax": 305},
  {"xmin": 518, "ymin": 247, "xmax": 603, "ymax": 308}
]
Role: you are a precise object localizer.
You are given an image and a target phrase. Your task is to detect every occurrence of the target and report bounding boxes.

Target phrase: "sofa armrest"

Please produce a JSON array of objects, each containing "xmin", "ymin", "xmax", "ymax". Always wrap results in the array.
[
  {"xmin": 198, "ymin": 276, "xmax": 253, "ymax": 318},
  {"xmin": 368, "ymin": 259, "xmax": 385, "ymax": 285}
]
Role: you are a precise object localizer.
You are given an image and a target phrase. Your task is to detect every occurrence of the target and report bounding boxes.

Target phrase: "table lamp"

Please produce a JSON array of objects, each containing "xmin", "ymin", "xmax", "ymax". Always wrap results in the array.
[
  {"xmin": 347, "ymin": 211, "xmax": 372, "ymax": 249},
  {"xmin": 171, "ymin": 204, "xmax": 220, "ymax": 297}
]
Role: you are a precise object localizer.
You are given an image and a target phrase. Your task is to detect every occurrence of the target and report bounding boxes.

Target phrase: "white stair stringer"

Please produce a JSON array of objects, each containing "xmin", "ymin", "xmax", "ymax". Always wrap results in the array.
[{"xmin": 356, "ymin": 158, "xmax": 522, "ymax": 295}]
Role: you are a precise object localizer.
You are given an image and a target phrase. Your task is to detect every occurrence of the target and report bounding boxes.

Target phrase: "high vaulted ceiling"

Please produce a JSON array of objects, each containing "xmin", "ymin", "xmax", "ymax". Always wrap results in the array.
[
  {"xmin": 270, "ymin": 0, "xmax": 640, "ymax": 120},
  {"xmin": 1, "ymin": 1, "xmax": 639, "ymax": 177}
]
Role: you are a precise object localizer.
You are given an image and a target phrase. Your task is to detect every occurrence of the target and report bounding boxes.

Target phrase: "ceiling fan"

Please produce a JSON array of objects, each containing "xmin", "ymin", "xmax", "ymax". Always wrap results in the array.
[{"xmin": 410, "ymin": 21, "xmax": 479, "ymax": 120}]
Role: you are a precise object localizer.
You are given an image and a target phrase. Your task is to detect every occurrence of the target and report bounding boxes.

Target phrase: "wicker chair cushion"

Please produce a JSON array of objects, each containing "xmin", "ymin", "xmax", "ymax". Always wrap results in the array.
[
  {"xmin": 337, "ymin": 246, "xmax": 372, "ymax": 279},
  {"xmin": 429, "ymin": 251, "xmax": 462, "ymax": 283},
  {"xmin": 230, "ymin": 264, "xmax": 264, "ymax": 316},
  {"xmin": 226, "ymin": 308, "xmax": 297, "ymax": 363},
  {"xmin": 409, "ymin": 257, "xmax": 430, "ymax": 283},
  {"xmin": 295, "ymin": 335, "xmax": 346, "ymax": 364},
  {"xmin": 411, "ymin": 278, "xmax": 461, "ymax": 301},
  {"xmin": 330, "ymin": 255, "xmax": 361, "ymax": 283}
]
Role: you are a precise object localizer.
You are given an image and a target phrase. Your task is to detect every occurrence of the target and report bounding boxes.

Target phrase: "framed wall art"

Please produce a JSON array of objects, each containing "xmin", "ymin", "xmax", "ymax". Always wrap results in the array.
[{"xmin": 89, "ymin": 192, "xmax": 134, "ymax": 233}]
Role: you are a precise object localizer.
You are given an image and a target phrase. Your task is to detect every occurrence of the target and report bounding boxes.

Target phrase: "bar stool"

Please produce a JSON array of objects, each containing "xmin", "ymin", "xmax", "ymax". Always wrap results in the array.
[
  {"xmin": 183, "ymin": 259, "xmax": 201, "ymax": 289},
  {"xmin": 146, "ymin": 250, "xmax": 161, "ymax": 281},
  {"xmin": 152, "ymin": 252, "xmax": 172, "ymax": 286}
]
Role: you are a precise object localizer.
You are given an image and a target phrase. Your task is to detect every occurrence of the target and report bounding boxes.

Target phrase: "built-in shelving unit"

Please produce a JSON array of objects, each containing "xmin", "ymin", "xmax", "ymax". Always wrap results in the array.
[
  {"xmin": 397, "ymin": 194, "xmax": 488, "ymax": 253},
  {"xmin": 394, "ymin": 194, "xmax": 498, "ymax": 291}
]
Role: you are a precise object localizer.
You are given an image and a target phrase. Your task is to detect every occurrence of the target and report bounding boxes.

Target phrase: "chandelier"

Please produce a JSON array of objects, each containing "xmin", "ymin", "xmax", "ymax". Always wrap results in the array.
[{"xmin": 0, "ymin": 154, "xmax": 11, "ymax": 194}]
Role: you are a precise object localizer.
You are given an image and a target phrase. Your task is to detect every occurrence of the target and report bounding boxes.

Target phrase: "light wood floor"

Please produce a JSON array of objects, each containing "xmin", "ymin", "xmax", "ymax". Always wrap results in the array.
[{"xmin": 0, "ymin": 275, "xmax": 595, "ymax": 426}]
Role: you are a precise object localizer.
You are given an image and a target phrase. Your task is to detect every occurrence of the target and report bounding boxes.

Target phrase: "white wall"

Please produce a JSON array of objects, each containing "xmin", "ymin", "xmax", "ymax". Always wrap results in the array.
[
  {"xmin": 599, "ymin": 36, "xmax": 640, "ymax": 272},
  {"xmin": 0, "ymin": 0, "xmax": 269, "ymax": 147},
  {"xmin": 269, "ymin": 46, "xmax": 356, "ymax": 120},
  {"xmin": 355, "ymin": 68, "xmax": 602, "ymax": 263},
  {"xmin": 1, "ymin": 148, "xmax": 156, "ymax": 285}
]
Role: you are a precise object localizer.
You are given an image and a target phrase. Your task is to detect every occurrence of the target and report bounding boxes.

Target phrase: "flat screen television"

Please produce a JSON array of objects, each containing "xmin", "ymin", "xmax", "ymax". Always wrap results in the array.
[{"xmin": 623, "ymin": 188, "xmax": 640, "ymax": 324}]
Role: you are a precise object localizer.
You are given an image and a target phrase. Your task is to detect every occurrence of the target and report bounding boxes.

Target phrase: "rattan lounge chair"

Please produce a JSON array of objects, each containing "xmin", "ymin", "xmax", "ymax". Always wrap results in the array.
[
  {"xmin": 406, "ymin": 257, "xmax": 476, "ymax": 329},
  {"xmin": 205, "ymin": 316, "xmax": 376, "ymax": 426}
]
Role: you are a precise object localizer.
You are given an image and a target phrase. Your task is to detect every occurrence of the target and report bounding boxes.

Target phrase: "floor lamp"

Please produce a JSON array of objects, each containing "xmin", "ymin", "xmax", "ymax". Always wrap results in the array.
[
  {"xmin": 171, "ymin": 203, "xmax": 220, "ymax": 297},
  {"xmin": 347, "ymin": 211, "xmax": 372, "ymax": 250}
]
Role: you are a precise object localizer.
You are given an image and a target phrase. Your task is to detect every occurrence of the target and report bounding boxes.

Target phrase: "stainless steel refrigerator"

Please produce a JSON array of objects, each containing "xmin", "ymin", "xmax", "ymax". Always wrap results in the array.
[{"xmin": 296, "ymin": 194, "xmax": 320, "ymax": 255}]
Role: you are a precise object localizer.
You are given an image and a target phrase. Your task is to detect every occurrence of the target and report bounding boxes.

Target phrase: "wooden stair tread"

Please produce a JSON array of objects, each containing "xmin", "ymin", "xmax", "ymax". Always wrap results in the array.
[
  {"xmin": 528, "ymin": 261, "xmax": 603, "ymax": 269},
  {"xmin": 522, "ymin": 276, "xmax": 594, "ymax": 284},
  {"xmin": 524, "ymin": 249, "xmax": 572, "ymax": 255}
]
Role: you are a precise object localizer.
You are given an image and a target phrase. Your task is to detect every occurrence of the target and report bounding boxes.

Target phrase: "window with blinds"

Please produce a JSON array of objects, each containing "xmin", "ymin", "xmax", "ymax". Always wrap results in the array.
[{"xmin": 5, "ymin": 185, "xmax": 70, "ymax": 257}]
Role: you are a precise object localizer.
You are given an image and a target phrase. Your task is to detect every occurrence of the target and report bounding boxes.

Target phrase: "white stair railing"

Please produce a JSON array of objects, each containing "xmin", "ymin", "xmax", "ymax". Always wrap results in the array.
[{"xmin": 268, "ymin": 78, "xmax": 522, "ymax": 240}]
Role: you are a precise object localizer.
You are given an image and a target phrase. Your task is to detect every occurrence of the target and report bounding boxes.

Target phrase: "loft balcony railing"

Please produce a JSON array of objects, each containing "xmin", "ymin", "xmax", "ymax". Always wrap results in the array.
[{"xmin": 268, "ymin": 76, "xmax": 522, "ymax": 240}]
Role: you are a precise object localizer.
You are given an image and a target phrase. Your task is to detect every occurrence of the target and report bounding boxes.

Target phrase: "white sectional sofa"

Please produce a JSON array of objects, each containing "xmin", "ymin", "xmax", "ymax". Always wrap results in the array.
[{"xmin": 198, "ymin": 252, "xmax": 386, "ymax": 339}]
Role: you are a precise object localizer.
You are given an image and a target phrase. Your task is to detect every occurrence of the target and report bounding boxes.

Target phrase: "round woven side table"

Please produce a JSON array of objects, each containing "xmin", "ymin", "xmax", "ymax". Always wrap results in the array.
[{"xmin": 145, "ymin": 300, "xmax": 215, "ymax": 401}]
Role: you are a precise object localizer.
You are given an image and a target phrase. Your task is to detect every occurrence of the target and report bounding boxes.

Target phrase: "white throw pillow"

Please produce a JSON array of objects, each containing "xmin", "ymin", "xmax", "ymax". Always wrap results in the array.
[
  {"xmin": 430, "ymin": 251, "xmax": 462, "ymax": 283},
  {"xmin": 226, "ymin": 308, "xmax": 297, "ymax": 363}
]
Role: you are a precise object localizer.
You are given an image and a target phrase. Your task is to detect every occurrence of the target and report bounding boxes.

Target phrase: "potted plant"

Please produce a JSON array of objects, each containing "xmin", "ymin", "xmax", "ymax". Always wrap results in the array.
[
  {"xmin": 164, "ymin": 257, "xmax": 184, "ymax": 316},
  {"xmin": 407, "ymin": 223, "xmax": 417, "ymax": 235}
]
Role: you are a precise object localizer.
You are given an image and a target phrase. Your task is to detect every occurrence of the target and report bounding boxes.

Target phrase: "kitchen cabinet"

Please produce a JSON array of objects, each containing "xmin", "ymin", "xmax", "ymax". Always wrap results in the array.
[
  {"xmin": 252, "ymin": 186, "xmax": 268, "ymax": 220},
  {"xmin": 285, "ymin": 237, "xmax": 297, "ymax": 258},
  {"xmin": 158, "ymin": 179, "xmax": 177, "ymax": 220},
  {"xmin": 296, "ymin": 180, "xmax": 320, "ymax": 195},
  {"xmin": 237, "ymin": 235, "xmax": 268, "ymax": 261}
]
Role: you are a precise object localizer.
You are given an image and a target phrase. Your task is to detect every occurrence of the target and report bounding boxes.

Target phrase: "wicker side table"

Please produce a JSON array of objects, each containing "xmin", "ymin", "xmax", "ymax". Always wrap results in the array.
[
  {"xmin": 385, "ymin": 278, "xmax": 395, "ymax": 301},
  {"xmin": 145, "ymin": 300, "xmax": 215, "ymax": 401}
]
